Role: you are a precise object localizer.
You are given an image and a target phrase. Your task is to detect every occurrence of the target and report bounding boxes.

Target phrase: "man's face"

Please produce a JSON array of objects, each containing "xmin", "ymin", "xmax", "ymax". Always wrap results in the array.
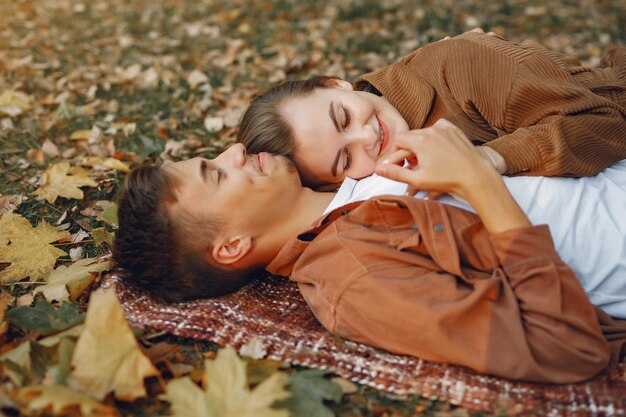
[
  {"xmin": 163, "ymin": 143, "xmax": 301, "ymax": 238},
  {"xmin": 281, "ymin": 86, "xmax": 409, "ymax": 186}
]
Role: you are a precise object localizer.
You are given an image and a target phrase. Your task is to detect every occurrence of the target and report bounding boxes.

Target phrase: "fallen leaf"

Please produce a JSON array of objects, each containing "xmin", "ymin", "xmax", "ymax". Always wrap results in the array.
[
  {"xmin": 32, "ymin": 162, "xmax": 97, "ymax": 203},
  {"xmin": 17, "ymin": 293, "xmax": 34, "ymax": 306},
  {"xmin": 0, "ymin": 291, "xmax": 13, "ymax": 337},
  {"xmin": 16, "ymin": 385, "xmax": 119, "ymax": 417},
  {"xmin": 5, "ymin": 301, "xmax": 85, "ymax": 335},
  {"xmin": 0, "ymin": 212, "xmax": 70, "ymax": 282},
  {"xmin": 92, "ymin": 228, "xmax": 115, "ymax": 246},
  {"xmin": 0, "ymin": 340, "xmax": 58, "ymax": 385},
  {"xmin": 0, "ymin": 193, "xmax": 25, "ymax": 215},
  {"xmin": 278, "ymin": 369, "xmax": 343, "ymax": 417},
  {"xmin": 34, "ymin": 258, "xmax": 112, "ymax": 302},
  {"xmin": 239, "ymin": 337, "xmax": 268, "ymax": 360},
  {"xmin": 97, "ymin": 202, "xmax": 118, "ymax": 227},
  {"xmin": 204, "ymin": 116, "xmax": 224, "ymax": 132},
  {"xmin": 187, "ymin": 69, "xmax": 209, "ymax": 88},
  {"xmin": 81, "ymin": 156, "xmax": 130, "ymax": 172},
  {"xmin": 41, "ymin": 139, "xmax": 61, "ymax": 158},
  {"xmin": 69, "ymin": 129, "xmax": 94, "ymax": 141},
  {"xmin": 162, "ymin": 346, "xmax": 291, "ymax": 417},
  {"xmin": 70, "ymin": 286, "xmax": 159, "ymax": 400},
  {"xmin": 0, "ymin": 89, "xmax": 32, "ymax": 117}
]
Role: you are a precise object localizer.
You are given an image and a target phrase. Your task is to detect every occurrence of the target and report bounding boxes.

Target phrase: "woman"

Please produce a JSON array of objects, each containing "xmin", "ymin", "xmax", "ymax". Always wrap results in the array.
[{"xmin": 237, "ymin": 31, "xmax": 626, "ymax": 188}]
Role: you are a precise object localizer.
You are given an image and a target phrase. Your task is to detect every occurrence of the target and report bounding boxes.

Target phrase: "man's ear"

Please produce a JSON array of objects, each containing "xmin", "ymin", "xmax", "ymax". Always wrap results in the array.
[
  {"xmin": 323, "ymin": 78, "xmax": 353, "ymax": 91},
  {"xmin": 211, "ymin": 236, "xmax": 253, "ymax": 266}
]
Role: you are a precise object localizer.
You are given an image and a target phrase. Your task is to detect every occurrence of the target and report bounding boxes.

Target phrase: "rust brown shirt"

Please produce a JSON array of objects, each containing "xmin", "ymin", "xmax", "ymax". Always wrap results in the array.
[
  {"xmin": 359, "ymin": 32, "xmax": 626, "ymax": 177},
  {"xmin": 267, "ymin": 196, "xmax": 626, "ymax": 383}
]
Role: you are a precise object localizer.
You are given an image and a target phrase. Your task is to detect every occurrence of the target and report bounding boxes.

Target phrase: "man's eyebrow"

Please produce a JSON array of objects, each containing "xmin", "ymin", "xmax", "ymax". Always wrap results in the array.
[
  {"xmin": 328, "ymin": 101, "xmax": 340, "ymax": 132},
  {"xmin": 200, "ymin": 160, "xmax": 208, "ymax": 182}
]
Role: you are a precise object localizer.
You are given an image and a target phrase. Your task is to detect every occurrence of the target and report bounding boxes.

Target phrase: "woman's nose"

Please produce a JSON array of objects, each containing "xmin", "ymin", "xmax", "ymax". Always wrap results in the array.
[{"xmin": 346, "ymin": 125, "xmax": 377, "ymax": 149}]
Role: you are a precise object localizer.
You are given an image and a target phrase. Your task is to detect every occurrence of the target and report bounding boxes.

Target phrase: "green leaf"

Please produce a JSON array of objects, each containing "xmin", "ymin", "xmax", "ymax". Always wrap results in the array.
[
  {"xmin": 279, "ymin": 370, "xmax": 343, "ymax": 417},
  {"xmin": 92, "ymin": 227, "xmax": 115, "ymax": 247},
  {"xmin": 5, "ymin": 301, "xmax": 85, "ymax": 335},
  {"xmin": 97, "ymin": 203, "xmax": 118, "ymax": 228}
]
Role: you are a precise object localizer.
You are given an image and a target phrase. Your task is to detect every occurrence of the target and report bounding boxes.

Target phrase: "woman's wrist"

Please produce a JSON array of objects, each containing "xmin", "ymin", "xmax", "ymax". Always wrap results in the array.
[{"xmin": 479, "ymin": 146, "xmax": 507, "ymax": 174}]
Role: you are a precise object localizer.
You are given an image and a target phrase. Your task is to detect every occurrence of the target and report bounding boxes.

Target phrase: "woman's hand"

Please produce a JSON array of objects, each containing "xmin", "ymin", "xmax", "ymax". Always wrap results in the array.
[
  {"xmin": 375, "ymin": 118, "xmax": 531, "ymax": 234},
  {"xmin": 375, "ymin": 119, "xmax": 498, "ymax": 200}
]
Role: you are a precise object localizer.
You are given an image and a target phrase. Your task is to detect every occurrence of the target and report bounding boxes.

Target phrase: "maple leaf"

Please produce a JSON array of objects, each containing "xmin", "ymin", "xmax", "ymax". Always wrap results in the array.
[
  {"xmin": 162, "ymin": 346, "xmax": 291, "ymax": 417},
  {"xmin": 32, "ymin": 162, "xmax": 97, "ymax": 204},
  {"xmin": 34, "ymin": 258, "xmax": 112, "ymax": 302},
  {"xmin": 0, "ymin": 212, "xmax": 69, "ymax": 283},
  {"xmin": 5, "ymin": 301, "xmax": 85, "ymax": 335},
  {"xmin": 69, "ymin": 286, "xmax": 159, "ymax": 401},
  {"xmin": 16, "ymin": 385, "xmax": 119, "ymax": 417}
]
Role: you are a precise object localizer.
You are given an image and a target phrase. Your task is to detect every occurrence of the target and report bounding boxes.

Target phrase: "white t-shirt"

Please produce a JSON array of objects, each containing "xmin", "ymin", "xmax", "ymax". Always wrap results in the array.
[{"xmin": 325, "ymin": 160, "xmax": 626, "ymax": 318}]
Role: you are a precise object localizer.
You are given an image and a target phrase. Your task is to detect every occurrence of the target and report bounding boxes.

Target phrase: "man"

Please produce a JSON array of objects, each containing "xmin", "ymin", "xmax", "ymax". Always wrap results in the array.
[{"xmin": 114, "ymin": 120, "xmax": 626, "ymax": 384}]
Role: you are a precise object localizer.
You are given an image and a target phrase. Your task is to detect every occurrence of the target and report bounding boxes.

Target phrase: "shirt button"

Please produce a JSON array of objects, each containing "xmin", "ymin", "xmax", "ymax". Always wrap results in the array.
[
  {"xmin": 412, "ymin": 223, "xmax": 418, "ymax": 231},
  {"xmin": 341, "ymin": 210, "xmax": 349, "ymax": 215},
  {"xmin": 434, "ymin": 223, "xmax": 444, "ymax": 233}
]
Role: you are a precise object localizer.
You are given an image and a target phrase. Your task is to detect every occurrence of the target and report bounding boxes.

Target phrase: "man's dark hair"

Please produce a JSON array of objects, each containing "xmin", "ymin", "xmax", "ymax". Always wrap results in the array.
[{"xmin": 113, "ymin": 166, "xmax": 253, "ymax": 302}]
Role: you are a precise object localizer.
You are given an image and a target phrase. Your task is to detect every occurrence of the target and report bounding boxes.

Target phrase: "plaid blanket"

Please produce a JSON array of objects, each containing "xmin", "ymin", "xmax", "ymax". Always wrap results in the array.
[{"xmin": 103, "ymin": 272, "xmax": 626, "ymax": 416}]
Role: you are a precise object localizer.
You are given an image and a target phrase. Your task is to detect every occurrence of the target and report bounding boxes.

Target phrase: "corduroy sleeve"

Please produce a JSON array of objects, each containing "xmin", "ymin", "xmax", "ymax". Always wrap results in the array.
[{"xmin": 422, "ymin": 35, "xmax": 626, "ymax": 177}]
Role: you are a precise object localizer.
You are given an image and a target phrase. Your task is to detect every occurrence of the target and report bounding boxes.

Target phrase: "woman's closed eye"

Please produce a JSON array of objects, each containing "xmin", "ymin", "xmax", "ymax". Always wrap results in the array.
[
  {"xmin": 342, "ymin": 105, "xmax": 351, "ymax": 129},
  {"xmin": 343, "ymin": 148, "xmax": 352, "ymax": 172}
]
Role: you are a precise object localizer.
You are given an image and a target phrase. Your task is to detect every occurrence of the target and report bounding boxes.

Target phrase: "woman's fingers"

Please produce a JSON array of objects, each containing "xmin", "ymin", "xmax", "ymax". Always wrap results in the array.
[
  {"xmin": 376, "ymin": 162, "xmax": 422, "ymax": 186},
  {"xmin": 379, "ymin": 148, "xmax": 414, "ymax": 166}
]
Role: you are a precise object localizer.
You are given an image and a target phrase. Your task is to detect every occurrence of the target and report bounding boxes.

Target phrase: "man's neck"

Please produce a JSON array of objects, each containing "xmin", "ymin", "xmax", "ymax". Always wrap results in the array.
[{"xmin": 254, "ymin": 188, "xmax": 335, "ymax": 266}]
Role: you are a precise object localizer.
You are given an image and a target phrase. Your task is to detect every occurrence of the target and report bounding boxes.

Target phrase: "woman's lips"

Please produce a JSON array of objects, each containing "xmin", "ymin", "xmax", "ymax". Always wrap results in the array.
[{"xmin": 376, "ymin": 114, "xmax": 390, "ymax": 156}]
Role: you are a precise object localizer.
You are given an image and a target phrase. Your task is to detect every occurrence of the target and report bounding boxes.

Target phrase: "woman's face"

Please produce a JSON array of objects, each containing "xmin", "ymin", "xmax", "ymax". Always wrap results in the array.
[{"xmin": 281, "ymin": 83, "xmax": 409, "ymax": 186}]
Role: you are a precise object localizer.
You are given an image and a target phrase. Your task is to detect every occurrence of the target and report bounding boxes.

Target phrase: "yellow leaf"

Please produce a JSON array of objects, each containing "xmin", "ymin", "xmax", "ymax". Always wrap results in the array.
[
  {"xmin": 16, "ymin": 385, "xmax": 119, "ymax": 417},
  {"xmin": 34, "ymin": 258, "xmax": 112, "ymax": 302},
  {"xmin": 0, "ymin": 212, "xmax": 69, "ymax": 283},
  {"xmin": 69, "ymin": 129, "xmax": 94, "ymax": 140},
  {"xmin": 0, "ymin": 89, "xmax": 32, "ymax": 117},
  {"xmin": 162, "ymin": 346, "xmax": 290, "ymax": 417},
  {"xmin": 32, "ymin": 162, "xmax": 98, "ymax": 203},
  {"xmin": 70, "ymin": 286, "xmax": 159, "ymax": 400},
  {"xmin": 0, "ymin": 291, "xmax": 13, "ymax": 336},
  {"xmin": 81, "ymin": 156, "xmax": 130, "ymax": 172}
]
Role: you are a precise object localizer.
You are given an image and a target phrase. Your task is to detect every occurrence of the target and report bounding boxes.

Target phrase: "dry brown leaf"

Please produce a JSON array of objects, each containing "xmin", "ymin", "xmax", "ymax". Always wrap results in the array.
[
  {"xmin": 81, "ymin": 156, "xmax": 130, "ymax": 172},
  {"xmin": 204, "ymin": 116, "xmax": 224, "ymax": 132},
  {"xmin": 0, "ymin": 89, "xmax": 32, "ymax": 117},
  {"xmin": 0, "ymin": 193, "xmax": 25, "ymax": 215},
  {"xmin": 187, "ymin": 69, "xmax": 209, "ymax": 88},
  {"xmin": 70, "ymin": 286, "xmax": 159, "ymax": 401},
  {"xmin": 32, "ymin": 162, "xmax": 97, "ymax": 203},
  {"xmin": 69, "ymin": 129, "xmax": 93, "ymax": 141},
  {"xmin": 34, "ymin": 258, "xmax": 112, "ymax": 302},
  {"xmin": 16, "ymin": 385, "xmax": 119, "ymax": 417},
  {"xmin": 0, "ymin": 212, "xmax": 70, "ymax": 283},
  {"xmin": 0, "ymin": 291, "xmax": 14, "ymax": 337},
  {"xmin": 161, "ymin": 346, "xmax": 290, "ymax": 417},
  {"xmin": 17, "ymin": 293, "xmax": 34, "ymax": 306}
]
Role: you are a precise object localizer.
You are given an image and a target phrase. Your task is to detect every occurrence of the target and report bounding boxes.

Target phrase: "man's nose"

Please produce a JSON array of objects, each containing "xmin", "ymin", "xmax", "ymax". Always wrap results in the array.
[{"xmin": 225, "ymin": 143, "xmax": 246, "ymax": 168}]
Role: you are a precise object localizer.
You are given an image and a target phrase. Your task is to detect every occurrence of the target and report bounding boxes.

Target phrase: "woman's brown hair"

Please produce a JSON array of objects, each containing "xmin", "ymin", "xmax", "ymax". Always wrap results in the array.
[{"xmin": 237, "ymin": 75, "xmax": 341, "ymax": 163}]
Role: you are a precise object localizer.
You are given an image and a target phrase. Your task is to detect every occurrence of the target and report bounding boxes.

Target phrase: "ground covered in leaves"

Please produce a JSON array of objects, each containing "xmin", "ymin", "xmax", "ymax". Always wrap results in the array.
[{"xmin": 0, "ymin": 0, "xmax": 624, "ymax": 416}]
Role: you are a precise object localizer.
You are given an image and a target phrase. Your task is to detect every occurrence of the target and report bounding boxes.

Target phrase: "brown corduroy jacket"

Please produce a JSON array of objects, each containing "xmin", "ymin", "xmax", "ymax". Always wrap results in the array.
[
  {"xmin": 267, "ymin": 196, "xmax": 626, "ymax": 383},
  {"xmin": 359, "ymin": 32, "xmax": 626, "ymax": 177}
]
